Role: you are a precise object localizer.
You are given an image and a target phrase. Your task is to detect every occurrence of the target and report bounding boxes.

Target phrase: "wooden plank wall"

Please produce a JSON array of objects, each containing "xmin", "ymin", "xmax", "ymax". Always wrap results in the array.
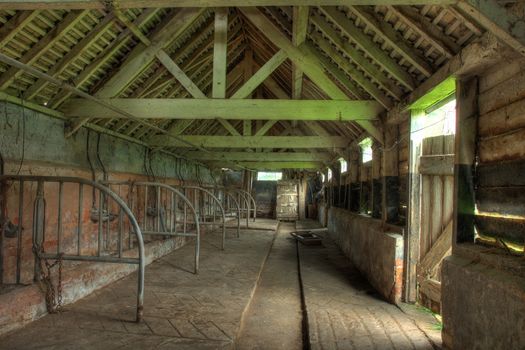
[{"xmin": 476, "ymin": 57, "xmax": 525, "ymax": 249}]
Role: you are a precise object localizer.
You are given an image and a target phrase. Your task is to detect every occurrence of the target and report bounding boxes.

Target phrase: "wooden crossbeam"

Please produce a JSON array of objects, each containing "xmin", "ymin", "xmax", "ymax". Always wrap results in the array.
[
  {"xmin": 0, "ymin": 1, "xmax": 457, "ymax": 10},
  {"xmin": 255, "ymin": 120, "xmax": 278, "ymax": 136},
  {"xmin": 231, "ymin": 50, "xmax": 287, "ymax": 99},
  {"xmin": 207, "ymin": 161, "xmax": 323, "ymax": 169},
  {"xmin": 239, "ymin": 6, "xmax": 383, "ymax": 142},
  {"xmin": 217, "ymin": 118, "xmax": 241, "ymax": 135},
  {"xmin": 61, "ymin": 98, "xmax": 383, "ymax": 120},
  {"xmin": 149, "ymin": 135, "xmax": 348, "ymax": 148},
  {"xmin": 184, "ymin": 151, "xmax": 332, "ymax": 161},
  {"xmin": 95, "ymin": 8, "xmax": 205, "ymax": 98},
  {"xmin": 213, "ymin": 8, "xmax": 228, "ymax": 98}
]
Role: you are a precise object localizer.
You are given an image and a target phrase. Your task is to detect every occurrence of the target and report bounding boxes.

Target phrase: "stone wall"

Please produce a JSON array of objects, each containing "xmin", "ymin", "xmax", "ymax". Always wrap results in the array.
[{"xmin": 323, "ymin": 207, "xmax": 404, "ymax": 304}]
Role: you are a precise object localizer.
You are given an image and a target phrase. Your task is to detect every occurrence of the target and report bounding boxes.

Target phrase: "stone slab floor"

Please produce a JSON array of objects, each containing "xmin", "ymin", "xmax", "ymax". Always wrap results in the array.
[{"xmin": 0, "ymin": 219, "xmax": 441, "ymax": 349}]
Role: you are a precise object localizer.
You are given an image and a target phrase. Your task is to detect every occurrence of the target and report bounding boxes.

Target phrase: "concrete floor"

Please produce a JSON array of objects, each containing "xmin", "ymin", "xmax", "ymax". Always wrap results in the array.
[{"xmin": 0, "ymin": 219, "xmax": 441, "ymax": 349}]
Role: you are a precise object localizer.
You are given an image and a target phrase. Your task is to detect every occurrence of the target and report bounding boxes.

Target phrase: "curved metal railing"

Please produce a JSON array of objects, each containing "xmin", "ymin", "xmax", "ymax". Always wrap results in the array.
[
  {"xmin": 179, "ymin": 185, "xmax": 226, "ymax": 250},
  {"xmin": 0, "ymin": 175, "xmax": 145, "ymax": 322},
  {"xmin": 102, "ymin": 181, "xmax": 200, "ymax": 274}
]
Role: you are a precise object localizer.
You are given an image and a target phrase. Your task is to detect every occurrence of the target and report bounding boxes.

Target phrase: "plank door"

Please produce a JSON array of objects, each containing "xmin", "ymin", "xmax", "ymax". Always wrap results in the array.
[{"xmin": 416, "ymin": 134, "xmax": 454, "ymax": 312}]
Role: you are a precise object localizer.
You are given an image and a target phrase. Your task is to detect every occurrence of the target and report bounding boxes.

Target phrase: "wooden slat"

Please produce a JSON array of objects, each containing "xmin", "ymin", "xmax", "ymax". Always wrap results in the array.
[
  {"xmin": 418, "ymin": 219, "xmax": 452, "ymax": 283},
  {"xmin": 0, "ymin": 10, "xmax": 87, "ymax": 90},
  {"xmin": 418, "ymin": 154, "xmax": 454, "ymax": 175},
  {"xmin": 419, "ymin": 279, "xmax": 441, "ymax": 303},
  {"xmin": 292, "ymin": 6, "xmax": 309, "ymax": 99}
]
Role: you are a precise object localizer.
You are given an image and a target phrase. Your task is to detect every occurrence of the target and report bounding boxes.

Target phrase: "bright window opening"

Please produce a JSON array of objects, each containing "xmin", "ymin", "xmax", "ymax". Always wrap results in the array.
[
  {"xmin": 359, "ymin": 138, "xmax": 373, "ymax": 163},
  {"xmin": 257, "ymin": 171, "xmax": 283, "ymax": 181},
  {"xmin": 327, "ymin": 168, "xmax": 333, "ymax": 181},
  {"xmin": 320, "ymin": 172, "xmax": 326, "ymax": 183},
  {"xmin": 339, "ymin": 158, "xmax": 348, "ymax": 173}
]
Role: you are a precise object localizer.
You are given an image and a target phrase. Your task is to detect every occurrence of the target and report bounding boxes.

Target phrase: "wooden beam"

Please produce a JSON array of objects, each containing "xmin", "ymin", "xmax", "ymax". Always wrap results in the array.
[
  {"xmin": 213, "ymin": 8, "xmax": 228, "ymax": 98},
  {"xmin": 349, "ymin": 6, "xmax": 433, "ymax": 77},
  {"xmin": 239, "ymin": 6, "xmax": 383, "ymax": 142},
  {"xmin": 185, "ymin": 151, "xmax": 332, "ymax": 161},
  {"xmin": 308, "ymin": 33, "xmax": 391, "ymax": 108},
  {"xmin": 217, "ymin": 118, "xmax": 241, "ymax": 135},
  {"xmin": 150, "ymin": 135, "xmax": 349, "ymax": 148},
  {"xmin": 292, "ymin": 6, "xmax": 309, "ymax": 99},
  {"xmin": 231, "ymin": 50, "xmax": 287, "ymax": 99},
  {"xmin": 310, "ymin": 10, "xmax": 404, "ymax": 99},
  {"xmin": 453, "ymin": 77, "xmax": 478, "ymax": 245},
  {"xmin": 457, "ymin": 0, "xmax": 525, "ymax": 57},
  {"xmin": 0, "ymin": 11, "xmax": 40, "ymax": 48},
  {"xmin": 155, "ymin": 50, "xmax": 207, "ymax": 98},
  {"xmin": 0, "ymin": 1, "xmax": 457, "ymax": 10},
  {"xmin": 387, "ymin": 6, "xmax": 459, "ymax": 58},
  {"xmin": 23, "ymin": 12, "xmax": 117, "ymax": 100},
  {"xmin": 320, "ymin": 6, "xmax": 416, "ymax": 91},
  {"xmin": 0, "ymin": 10, "xmax": 86, "ymax": 90},
  {"xmin": 255, "ymin": 120, "xmax": 278, "ymax": 136},
  {"xmin": 61, "ymin": 98, "xmax": 383, "ymax": 120},
  {"xmin": 49, "ymin": 8, "xmax": 157, "ymax": 108},
  {"xmin": 95, "ymin": 8, "xmax": 205, "ymax": 98},
  {"xmin": 208, "ymin": 161, "xmax": 324, "ymax": 169}
]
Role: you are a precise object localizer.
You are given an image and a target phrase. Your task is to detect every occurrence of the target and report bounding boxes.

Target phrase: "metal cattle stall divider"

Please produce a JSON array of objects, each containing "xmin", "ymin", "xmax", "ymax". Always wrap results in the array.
[
  {"xmin": 179, "ymin": 185, "xmax": 226, "ymax": 250},
  {"xmin": 227, "ymin": 188, "xmax": 257, "ymax": 226},
  {"xmin": 0, "ymin": 175, "xmax": 145, "ymax": 322},
  {"xmin": 210, "ymin": 187, "xmax": 241, "ymax": 238},
  {"xmin": 102, "ymin": 181, "xmax": 201, "ymax": 274}
]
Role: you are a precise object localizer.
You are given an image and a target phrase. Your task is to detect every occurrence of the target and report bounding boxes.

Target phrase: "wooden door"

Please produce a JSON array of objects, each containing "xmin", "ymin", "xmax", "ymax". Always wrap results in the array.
[{"xmin": 416, "ymin": 134, "xmax": 454, "ymax": 312}]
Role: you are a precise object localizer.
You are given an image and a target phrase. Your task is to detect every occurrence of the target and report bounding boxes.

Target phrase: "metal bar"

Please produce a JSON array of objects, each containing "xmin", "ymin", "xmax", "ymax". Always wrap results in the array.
[
  {"xmin": 142, "ymin": 231, "xmax": 198, "ymax": 237},
  {"xmin": 143, "ymin": 185, "xmax": 148, "ymax": 232},
  {"xmin": 39, "ymin": 253, "xmax": 140, "ymax": 264},
  {"xmin": 118, "ymin": 207, "xmax": 123, "ymax": 258},
  {"xmin": 98, "ymin": 189, "xmax": 103, "ymax": 256},
  {"xmin": 57, "ymin": 181, "xmax": 63, "ymax": 254},
  {"xmin": 156, "ymin": 186, "xmax": 161, "ymax": 232},
  {"xmin": 105, "ymin": 190, "xmax": 110, "ymax": 250},
  {"xmin": 78, "ymin": 183, "xmax": 83, "ymax": 255},
  {"xmin": 16, "ymin": 180, "xmax": 23, "ymax": 284}
]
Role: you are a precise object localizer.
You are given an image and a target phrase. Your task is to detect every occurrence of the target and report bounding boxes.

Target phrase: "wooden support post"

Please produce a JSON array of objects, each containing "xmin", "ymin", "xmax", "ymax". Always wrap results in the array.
[
  {"xmin": 382, "ymin": 125, "xmax": 400, "ymax": 223},
  {"xmin": 453, "ymin": 77, "xmax": 478, "ymax": 245},
  {"xmin": 372, "ymin": 141, "xmax": 382, "ymax": 218},
  {"xmin": 213, "ymin": 8, "xmax": 228, "ymax": 99},
  {"xmin": 348, "ymin": 144, "xmax": 360, "ymax": 212}
]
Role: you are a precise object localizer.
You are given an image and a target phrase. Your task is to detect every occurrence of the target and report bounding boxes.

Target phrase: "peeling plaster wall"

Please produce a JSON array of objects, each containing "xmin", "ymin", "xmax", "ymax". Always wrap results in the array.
[
  {"xmin": 0, "ymin": 102, "xmax": 220, "ymax": 335},
  {"xmin": 0, "ymin": 101, "xmax": 218, "ymax": 183}
]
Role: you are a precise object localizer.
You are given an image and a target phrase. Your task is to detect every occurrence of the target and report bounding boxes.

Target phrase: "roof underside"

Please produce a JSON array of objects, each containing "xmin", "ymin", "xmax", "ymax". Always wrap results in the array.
[{"xmin": 0, "ymin": 4, "xmax": 487, "ymax": 170}]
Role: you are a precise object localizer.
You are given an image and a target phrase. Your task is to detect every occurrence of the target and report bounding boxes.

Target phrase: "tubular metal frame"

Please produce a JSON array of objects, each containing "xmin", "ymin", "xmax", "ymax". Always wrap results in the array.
[
  {"xmin": 0, "ymin": 175, "xmax": 145, "ymax": 322},
  {"xmin": 102, "ymin": 181, "xmax": 201, "ymax": 274},
  {"xmin": 179, "ymin": 185, "xmax": 226, "ymax": 250}
]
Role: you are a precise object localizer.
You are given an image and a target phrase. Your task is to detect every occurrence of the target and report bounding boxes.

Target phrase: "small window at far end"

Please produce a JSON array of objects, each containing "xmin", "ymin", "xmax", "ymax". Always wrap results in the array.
[
  {"xmin": 257, "ymin": 172, "xmax": 283, "ymax": 181},
  {"xmin": 359, "ymin": 137, "xmax": 373, "ymax": 163},
  {"xmin": 339, "ymin": 158, "xmax": 348, "ymax": 173}
]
